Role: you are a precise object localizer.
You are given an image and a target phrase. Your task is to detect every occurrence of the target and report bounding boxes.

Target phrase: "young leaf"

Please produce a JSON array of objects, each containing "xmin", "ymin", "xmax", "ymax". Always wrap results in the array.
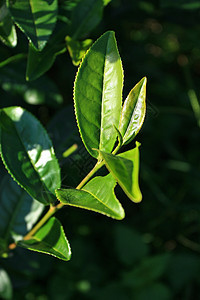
[
  {"xmin": 26, "ymin": 21, "xmax": 67, "ymax": 81},
  {"xmin": 0, "ymin": 106, "xmax": 61, "ymax": 205},
  {"xmin": 0, "ymin": 175, "xmax": 44, "ymax": 242},
  {"xmin": 74, "ymin": 31, "xmax": 123, "ymax": 158},
  {"xmin": 70, "ymin": 0, "xmax": 104, "ymax": 40},
  {"xmin": 0, "ymin": 268, "xmax": 12, "ymax": 300},
  {"xmin": 119, "ymin": 77, "xmax": 147, "ymax": 145},
  {"xmin": 7, "ymin": 0, "xmax": 58, "ymax": 51},
  {"xmin": 56, "ymin": 174, "xmax": 125, "ymax": 220},
  {"xmin": 18, "ymin": 217, "xmax": 71, "ymax": 261},
  {"xmin": 100, "ymin": 142, "xmax": 142, "ymax": 203},
  {"xmin": 0, "ymin": 1, "xmax": 17, "ymax": 48},
  {"xmin": 66, "ymin": 36, "xmax": 93, "ymax": 66}
]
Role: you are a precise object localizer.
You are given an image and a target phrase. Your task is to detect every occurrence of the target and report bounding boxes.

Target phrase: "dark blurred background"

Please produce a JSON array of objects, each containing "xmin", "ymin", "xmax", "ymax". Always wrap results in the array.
[{"xmin": 1, "ymin": 0, "xmax": 200, "ymax": 299}]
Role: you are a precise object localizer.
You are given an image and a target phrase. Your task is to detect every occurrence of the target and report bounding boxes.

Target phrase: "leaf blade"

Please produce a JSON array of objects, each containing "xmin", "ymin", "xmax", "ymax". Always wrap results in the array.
[
  {"xmin": 0, "ymin": 1, "xmax": 17, "ymax": 48},
  {"xmin": 0, "ymin": 106, "xmax": 61, "ymax": 205},
  {"xmin": 18, "ymin": 217, "xmax": 71, "ymax": 261},
  {"xmin": 8, "ymin": 0, "xmax": 58, "ymax": 50},
  {"xmin": 100, "ymin": 142, "xmax": 142, "ymax": 203},
  {"xmin": 74, "ymin": 31, "xmax": 123, "ymax": 158},
  {"xmin": 119, "ymin": 77, "xmax": 147, "ymax": 145},
  {"xmin": 56, "ymin": 174, "xmax": 125, "ymax": 220}
]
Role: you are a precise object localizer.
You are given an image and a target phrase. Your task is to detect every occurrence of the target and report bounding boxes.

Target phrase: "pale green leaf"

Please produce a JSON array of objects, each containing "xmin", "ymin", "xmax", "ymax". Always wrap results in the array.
[
  {"xmin": 119, "ymin": 77, "xmax": 147, "ymax": 145},
  {"xmin": 8, "ymin": 0, "xmax": 58, "ymax": 50},
  {"xmin": 0, "ymin": 1, "xmax": 17, "ymax": 48},
  {"xmin": 18, "ymin": 217, "xmax": 71, "ymax": 261},
  {"xmin": 0, "ymin": 268, "xmax": 12, "ymax": 300},
  {"xmin": 0, "ymin": 106, "xmax": 61, "ymax": 205},
  {"xmin": 100, "ymin": 142, "xmax": 142, "ymax": 203},
  {"xmin": 70, "ymin": 0, "xmax": 104, "ymax": 40},
  {"xmin": 56, "ymin": 174, "xmax": 125, "ymax": 220},
  {"xmin": 74, "ymin": 31, "xmax": 123, "ymax": 158},
  {"xmin": 0, "ymin": 175, "xmax": 44, "ymax": 242},
  {"xmin": 66, "ymin": 36, "xmax": 93, "ymax": 66}
]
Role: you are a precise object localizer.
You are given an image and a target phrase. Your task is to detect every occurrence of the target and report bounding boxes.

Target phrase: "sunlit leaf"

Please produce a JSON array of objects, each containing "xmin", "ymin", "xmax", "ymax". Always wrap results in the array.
[
  {"xmin": 56, "ymin": 173, "xmax": 125, "ymax": 220},
  {"xmin": 18, "ymin": 217, "xmax": 71, "ymax": 261},
  {"xmin": 100, "ymin": 142, "xmax": 142, "ymax": 203},
  {"xmin": 74, "ymin": 31, "xmax": 123, "ymax": 158},
  {"xmin": 8, "ymin": 0, "xmax": 58, "ymax": 50},
  {"xmin": 119, "ymin": 77, "xmax": 147, "ymax": 145},
  {"xmin": 0, "ymin": 106, "xmax": 61, "ymax": 205},
  {"xmin": 66, "ymin": 36, "xmax": 93, "ymax": 66},
  {"xmin": 0, "ymin": 268, "xmax": 12, "ymax": 300}
]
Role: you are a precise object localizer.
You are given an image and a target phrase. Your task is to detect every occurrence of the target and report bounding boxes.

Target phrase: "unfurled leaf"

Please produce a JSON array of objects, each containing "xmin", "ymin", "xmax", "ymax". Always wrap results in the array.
[
  {"xmin": 0, "ymin": 106, "xmax": 61, "ymax": 205},
  {"xmin": 119, "ymin": 77, "xmax": 147, "ymax": 145},
  {"xmin": 100, "ymin": 142, "xmax": 142, "ymax": 203},
  {"xmin": 66, "ymin": 36, "xmax": 93, "ymax": 66},
  {"xmin": 0, "ymin": 268, "xmax": 12, "ymax": 300},
  {"xmin": 0, "ymin": 175, "xmax": 44, "ymax": 242},
  {"xmin": 74, "ymin": 31, "xmax": 123, "ymax": 158},
  {"xmin": 56, "ymin": 174, "xmax": 125, "ymax": 220},
  {"xmin": 70, "ymin": 0, "xmax": 104, "ymax": 40},
  {"xmin": 26, "ymin": 21, "xmax": 67, "ymax": 81},
  {"xmin": 0, "ymin": 1, "xmax": 17, "ymax": 48},
  {"xmin": 8, "ymin": 0, "xmax": 58, "ymax": 50},
  {"xmin": 18, "ymin": 217, "xmax": 71, "ymax": 261}
]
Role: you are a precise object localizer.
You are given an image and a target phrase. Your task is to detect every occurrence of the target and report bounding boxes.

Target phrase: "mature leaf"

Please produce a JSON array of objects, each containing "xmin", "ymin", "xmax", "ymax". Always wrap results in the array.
[
  {"xmin": 0, "ymin": 1, "xmax": 17, "ymax": 47},
  {"xmin": 0, "ymin": 175, "xmax": 44, "ymax": 242},
  {"xmin": 26, "ymin": 21, "xmax": 67, "ymax": 81},
  {"xmin": 74, "ymin": 31, "xmax": 123, "ymax": 158},
  {"xmin": 119, "ymin": 77, "xmax": 147, "ymax": 145},
  {"xmin": 0, "ymin": 106, "xmax": 61, "ymax": 205},
  {"xmin": 70, "ymin": 0, "xmax": 104, "ymax": 39},
  {"xmin": 100, "ymin": 142, "xmax": 142, "ymax": 203},
  {"xmin": 56, "ymin": 174, "xmax": 125, "ymax": 220},
  {"xmin": 18, "ymin": 217, "xmax": 71, "ymax": 261},
  {"xmin": 66, "ymin": 36, "xmax": 93, "ymax": 66},
  {"xmin": 0, "ymin": 58, "xmax": 63, "ymax": 107},
  {"xmin": 0, "ymin": 268, "xmax": 12, "ymax": 300},
  {"xmin": 8, "ymin": 0, "xmax": 58, "ymax": 50}
]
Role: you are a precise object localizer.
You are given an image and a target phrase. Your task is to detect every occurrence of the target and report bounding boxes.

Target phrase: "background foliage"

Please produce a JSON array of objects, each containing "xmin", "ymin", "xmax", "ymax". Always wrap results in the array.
[{"xmin": 0, "ymin": 0, "xmax": 200, "ymax": 299}]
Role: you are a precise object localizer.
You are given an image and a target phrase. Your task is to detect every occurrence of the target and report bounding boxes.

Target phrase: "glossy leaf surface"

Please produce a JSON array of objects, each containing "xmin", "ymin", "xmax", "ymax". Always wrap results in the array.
[
  {"xmin": 74, "ymin": 31, "xmax": 123, "ymax": 158},
  {"xmin": 0, "ymin": 106, "xmax": 61, "ymax": 205},
  {"xmin": 70, "ymin": 0, "xmax": 104, "ymax": 39},
  {"xmin": 119, "ymin": 77, "xmax": 147, "ymax": 145},
  {"xmin": 18, "ymin": 217, "xmax": 71, "ymax": 261},
  {"xmin": 0, "ymin": 175, "xmax": 44, "ymax": 242},
  {"xmin": 100, "ymin": 142, "xmax": 142, "ymax": 203},
  {"xmin": 56, "ymin": 174, "xmax": 125, "ymax": 220},
  {"xmin": 0, "ymin": 268, "xmax": 12, "ymax": 300},
  {"xmin": 26, "ymin": 22, "xmax": 67, "ymax": 81},
  {"xmin": 0, "ymin": 1, "xmax": 17, "ymax": 47},
  {"xmin": 8, "ymin": 0, "xmax": 58, "ymax": 50},
  {"xmin": 66, "ymin": 36, "xmax": 93, "ymax": 66}
]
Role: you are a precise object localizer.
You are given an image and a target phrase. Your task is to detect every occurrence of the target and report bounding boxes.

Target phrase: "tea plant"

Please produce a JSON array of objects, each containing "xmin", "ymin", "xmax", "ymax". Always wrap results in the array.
[{"xmin": 0, "ymin": 31, "xmax": 147, "ymax": 261}]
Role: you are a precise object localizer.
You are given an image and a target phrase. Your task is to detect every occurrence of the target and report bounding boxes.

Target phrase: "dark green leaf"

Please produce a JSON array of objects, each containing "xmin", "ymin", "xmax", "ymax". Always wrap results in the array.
[
  {"xmin": 0, "ymin": 106, "xmax": 61, "ymax": 205},
  {"xmin": 70, "ymin": 0, "xmax": 104, "ymax": 40},
  {"xmin": 66, "ymin": 36, "xmax": 93, "ymax": 66},
  {"xmin": 100, "ymin": 142, "xmax": 142, "ymax": 203},
  {"xmin": 160, "ymin": 0, "xmax": 200, "ymax": 10},
  {"xmin": 0, "ymin": 175, "xmax": 44, "ymax": 242},
  {"xmin": 123, "ymin": 254, "xmax": 171, "ymax": 288},
  {"xmin": 56, "ymin": 174, "xmax": 125, "ymax": 220},
  {"xmin": 8, "ymin": 0, "xmax": 58, "ymax": 50},
  {"xmin": 18, "ymin": 217, "xmax": 71, "ymax": 261},
  {"xmin": 134, "ymin": 283, "xmax": 172, "ymax": 300},
  {"xmin": 0, "ymin": 268, "xmax": 12, "ymax": 300},
  {"xmin": 26, "ymin": 21, "xmax": 67, "ymax": 81},
  {"xmin": 119, "ymin": 77, "xmax": 147, "ymax": 145},
  {"xmin": 0, "ymin": 58, "xmax": 63, "ymax": 107},
  {"xmin": 74, "ymin": 31, "xmax": 123, "ymax": 158},
  {"xmin": 0, "ymin": 1, "xmax": 17, "ymax": 47}
]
